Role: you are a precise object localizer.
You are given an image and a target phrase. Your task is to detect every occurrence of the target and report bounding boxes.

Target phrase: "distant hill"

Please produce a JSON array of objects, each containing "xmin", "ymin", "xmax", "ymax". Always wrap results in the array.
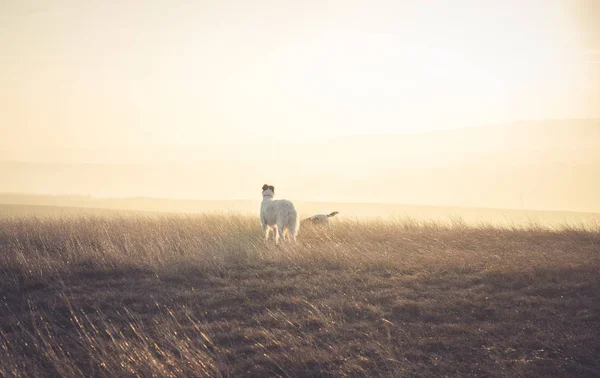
[
  {"xmin": 1, "ymin": 119, "xmax": 598, "ymax": 212},
  {"xmin": 324, "ymin": 119, "xmax": 600, "ymax": 164}
]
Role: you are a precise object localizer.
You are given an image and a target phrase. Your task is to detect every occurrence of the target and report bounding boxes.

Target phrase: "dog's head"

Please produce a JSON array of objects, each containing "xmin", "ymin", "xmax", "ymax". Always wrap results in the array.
[{"xmin": 261, "ymin": 184, "xmax": 275, "ymax": 198}]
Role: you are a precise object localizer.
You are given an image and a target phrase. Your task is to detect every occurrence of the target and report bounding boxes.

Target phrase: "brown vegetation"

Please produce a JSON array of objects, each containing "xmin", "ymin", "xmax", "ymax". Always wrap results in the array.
[{"xmin": 1, "ymin": 214, "xmax": 599, "ymax": 377}]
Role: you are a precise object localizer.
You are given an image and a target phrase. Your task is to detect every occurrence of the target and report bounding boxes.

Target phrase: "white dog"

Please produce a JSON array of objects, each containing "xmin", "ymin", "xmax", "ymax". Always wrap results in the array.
[
  {"xmin": 303, "ymin": 211, "xmax": 339, "ymax": 228},
  {"xmin": 260, "ymin": 184, "xmax": 299, "ymax": 244}
]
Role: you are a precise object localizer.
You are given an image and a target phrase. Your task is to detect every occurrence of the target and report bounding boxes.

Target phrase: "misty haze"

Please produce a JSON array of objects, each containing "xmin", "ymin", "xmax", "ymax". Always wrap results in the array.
[
  {"xmin": 1, "ymin": 1, "xmax": 599, "ymax": 377},
  {"xmin": 2, "ymin": 119, "xmax": 599, "ymax": 224}
]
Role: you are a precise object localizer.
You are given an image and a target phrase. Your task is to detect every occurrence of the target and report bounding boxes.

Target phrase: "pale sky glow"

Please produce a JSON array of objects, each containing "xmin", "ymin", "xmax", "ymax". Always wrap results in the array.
[
  {"xmin": 1, "ymin": 0, "xmax": 598, "ymax": 150},
  {"xmin": 0, "ymin": 1, "xmax": 599, "ymax": 211}
]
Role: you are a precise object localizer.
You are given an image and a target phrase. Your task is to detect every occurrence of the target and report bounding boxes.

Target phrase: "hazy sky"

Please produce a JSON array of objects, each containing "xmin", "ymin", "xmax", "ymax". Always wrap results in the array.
[{"xmin": 1, "ymin": 0, "xmax": 599, "ymax": 151}]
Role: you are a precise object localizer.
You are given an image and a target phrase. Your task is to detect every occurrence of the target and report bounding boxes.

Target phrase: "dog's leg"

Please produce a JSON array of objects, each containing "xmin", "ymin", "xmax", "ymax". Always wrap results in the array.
[
  {"xmin": 290, "ymin": 228, "xmax": 297, "ymax": 243},
  {"xmin": 271, "ymin": 227, "xmax": 277, "ymax": 242},
  {"xmin": 277, "ymin": 221, "xmax": 286, "ymax": 244},
  {"xmin": 288, "ymin": 212, "xmax": 299, "ymax": 243},
  {"xmin": 263, "ymin": 224, "xmax": 270, "ymax": 242}
]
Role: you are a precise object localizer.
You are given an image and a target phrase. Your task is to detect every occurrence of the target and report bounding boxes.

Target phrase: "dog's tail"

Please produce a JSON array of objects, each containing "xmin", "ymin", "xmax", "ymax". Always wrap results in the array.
[{"xmin": 327, "ymin": 211, "xmax": 339, "ymax": 218}]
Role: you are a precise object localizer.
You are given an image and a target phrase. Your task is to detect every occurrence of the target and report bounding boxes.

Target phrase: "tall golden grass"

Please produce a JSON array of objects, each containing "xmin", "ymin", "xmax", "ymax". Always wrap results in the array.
[{"xmin": 1, "ymin": 214, "xmax": 599, "ymax": 377}]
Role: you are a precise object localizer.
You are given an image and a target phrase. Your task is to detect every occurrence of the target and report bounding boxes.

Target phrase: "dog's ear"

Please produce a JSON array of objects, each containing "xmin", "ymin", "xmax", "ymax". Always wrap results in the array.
[
  {"xmin": 269, "ymin": 185, "xmax": 275, "ymax": 192},
  {"xmin": 262, "ymin": 184, "xmax": 269, "ymax": 191}
]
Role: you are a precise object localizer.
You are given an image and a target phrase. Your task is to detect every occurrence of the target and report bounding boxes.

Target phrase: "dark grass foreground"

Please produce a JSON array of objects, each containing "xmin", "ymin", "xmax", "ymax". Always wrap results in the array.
[{"xmin": 0, "ymin": 215, "xmax": 599, "ymax": 377}]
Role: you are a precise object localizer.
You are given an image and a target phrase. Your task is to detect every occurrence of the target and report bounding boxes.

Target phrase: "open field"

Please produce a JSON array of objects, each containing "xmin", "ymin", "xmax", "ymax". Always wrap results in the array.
[{"xmin": 1, "ymin": 214, "xmax": 599, "ymax": 377}]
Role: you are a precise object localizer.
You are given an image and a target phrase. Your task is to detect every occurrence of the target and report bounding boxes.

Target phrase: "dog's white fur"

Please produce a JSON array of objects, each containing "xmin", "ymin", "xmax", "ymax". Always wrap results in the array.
[
  {"xmin": 260, "ymin": 184, "xmax": 299, "ymax": 244},
  {"xmin": 303, "ymin": 211, "xmax": 339, "ymax": 228}
]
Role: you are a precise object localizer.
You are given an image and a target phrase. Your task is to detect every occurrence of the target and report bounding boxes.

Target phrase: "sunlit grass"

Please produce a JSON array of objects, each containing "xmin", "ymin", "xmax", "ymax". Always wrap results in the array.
[{"xmin": 1, "ymin": 214, "xmax": 599, "ymax": 377}]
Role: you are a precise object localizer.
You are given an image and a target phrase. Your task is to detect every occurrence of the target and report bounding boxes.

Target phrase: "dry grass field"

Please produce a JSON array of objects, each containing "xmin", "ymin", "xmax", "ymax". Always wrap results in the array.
[{"xmin": 1, "ymin": 214, "xmax": 599, "ymax": 377}]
